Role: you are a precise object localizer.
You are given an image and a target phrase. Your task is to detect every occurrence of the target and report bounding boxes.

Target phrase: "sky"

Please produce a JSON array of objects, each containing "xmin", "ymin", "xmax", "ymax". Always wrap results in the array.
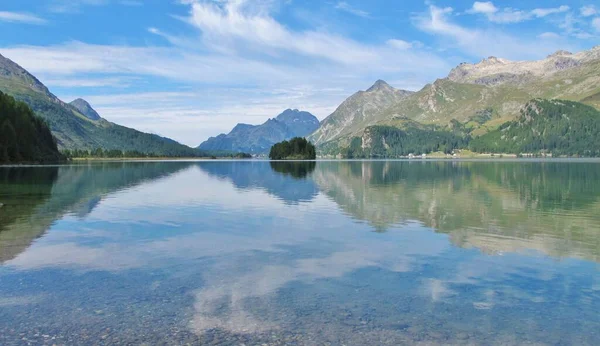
[{"xmin": 0, "ymin": 0, "xmax": 599, "ymax": 146}]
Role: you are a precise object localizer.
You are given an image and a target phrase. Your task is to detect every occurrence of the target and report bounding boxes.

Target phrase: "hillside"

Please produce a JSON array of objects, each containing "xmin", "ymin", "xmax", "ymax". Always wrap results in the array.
[
  {"xmin": 0, "ymin": 91, "xmax": 63, "ymax": 163},
  {"xmin": 315, "ymin": 46, "xmax": 600, "ymax": 154},
  {"xmin": 380, "ymin": 48, "xmax": 600, "ymax": 131},
  {"xmin": 344, "ymin": 124, "xmax": 468, "ymax": 158},
  {"xmin": 0, "ymin": 53, "xmax": 202, "ymax": 156},
  {"xmin": 199, "ymin": 109, "xmax": 319, "ymax": 154},
  {"xmin": 470, "ymin": 99, "xmax": 600, "ymax": 156},
  {"xmin": 309, "ymin": 80, "xmax": 413, "ymax": 146}
]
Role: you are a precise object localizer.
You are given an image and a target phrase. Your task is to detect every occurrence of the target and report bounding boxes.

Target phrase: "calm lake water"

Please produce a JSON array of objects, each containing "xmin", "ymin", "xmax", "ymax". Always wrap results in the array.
[{"xmin": 1, "ymin": 160, "xmax": 600, "ymax": 345}]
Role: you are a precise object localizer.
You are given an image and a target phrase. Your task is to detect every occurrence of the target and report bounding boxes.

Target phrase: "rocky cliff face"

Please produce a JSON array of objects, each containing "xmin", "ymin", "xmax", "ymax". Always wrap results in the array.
[{"xmin": 309, "ymin": 80, "xmax": 413, "ymax": 145}]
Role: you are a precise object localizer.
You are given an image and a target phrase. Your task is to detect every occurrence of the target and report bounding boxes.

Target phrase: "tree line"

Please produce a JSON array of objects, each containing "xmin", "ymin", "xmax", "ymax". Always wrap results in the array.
[
  {"xmin": 343, "ymin": 126, "xmax": 468, "ymax": 158},
  {"xmin": 62, "ymin": 148, "xmax": 253, "ymax": 159}
]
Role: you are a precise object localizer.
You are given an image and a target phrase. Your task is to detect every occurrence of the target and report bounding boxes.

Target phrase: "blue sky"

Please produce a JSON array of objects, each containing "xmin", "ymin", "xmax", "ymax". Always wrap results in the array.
[{"xmin": 1, "ymin": 0, "xmax": 599, "ymax": 146}]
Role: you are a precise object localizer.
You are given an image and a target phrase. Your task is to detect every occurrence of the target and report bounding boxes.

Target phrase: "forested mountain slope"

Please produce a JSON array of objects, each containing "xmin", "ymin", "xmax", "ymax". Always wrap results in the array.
[{"xmin": 0, "ymin": 54, "xmax": 201, "ymax": 156}]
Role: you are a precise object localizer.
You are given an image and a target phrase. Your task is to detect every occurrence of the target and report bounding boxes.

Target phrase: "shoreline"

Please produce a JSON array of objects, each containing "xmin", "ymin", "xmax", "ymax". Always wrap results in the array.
[
  {"xmin": 68, "ymin": 157, "xmax": 246, "ymax": 161},
  {"xmin": 3, "ymin": 157, "xmax": 600, "ymax": 167}
]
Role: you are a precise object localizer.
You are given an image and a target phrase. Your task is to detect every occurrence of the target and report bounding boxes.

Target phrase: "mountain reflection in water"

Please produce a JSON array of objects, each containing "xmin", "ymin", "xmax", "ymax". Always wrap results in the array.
[{"xmin": 0, "ymin": 160, "xmax": 599, "ymax": 345}]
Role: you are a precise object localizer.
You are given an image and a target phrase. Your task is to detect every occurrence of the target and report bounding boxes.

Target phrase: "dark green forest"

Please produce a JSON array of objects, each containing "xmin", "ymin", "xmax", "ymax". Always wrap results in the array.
[
  {"xmin": 343, "ymin": 126, "xmax": 468, "ymax": 158},
  {"xmin": 269, "ymin": 137, "xmax": 316, "ymax": 160},
  {"xmin": 0, "ymin": 91, "xmax": 63, "ymax": 163},
  {"xmin": 470, "ymin": 99, "xmax": 600, "ymax": 156}
]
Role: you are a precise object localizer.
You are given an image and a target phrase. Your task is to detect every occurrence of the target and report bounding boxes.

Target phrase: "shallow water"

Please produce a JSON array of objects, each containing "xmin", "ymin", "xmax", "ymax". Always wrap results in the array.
[{"xmin": 1, "ymin": 160, "xmax": 599, "ymax": 345}]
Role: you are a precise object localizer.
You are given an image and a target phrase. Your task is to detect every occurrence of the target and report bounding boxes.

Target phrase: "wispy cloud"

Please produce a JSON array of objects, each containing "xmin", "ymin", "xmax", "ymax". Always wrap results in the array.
[
  {"xmin": 48, "ymin": 0, "xmax": 137, "ymax": 13},
  {"xmin": 386, "ymin": 39, "xmax": 413, "ymax": 50},
  {"xmin": 182, "ymin": 0, "xmax": 378, "ymax": 65},
  {"xmin": 558, "ymin": 13, "xmax": 593, "ymax": 39},
  {"xmin": 335, "ymin": 1, "xmax": 371, "ymax": 18},
  {"xmin": 467, "ymin": 2, "xmax": 570, "ymax": 24},
  {"xmin": 538, "ymin": 32, "xmax": 561, "ymax": 39},
  {"xmin": 593, "ymin": 17, "xmax": 600, "ymax": 31},
  {"xmin": 0, "ymin": 11, "xmax": 47, "ymax": 25},
  {"xmin": 580, "ymin": 5, "xmax": 597, "ymax": 17},
  {"xmin": 415, "ymin": 5, "xmax": 578, "ymax": 59},
  {"xmin": 41, "ymin": 76, "xmax": 136, "ymax": 88}
]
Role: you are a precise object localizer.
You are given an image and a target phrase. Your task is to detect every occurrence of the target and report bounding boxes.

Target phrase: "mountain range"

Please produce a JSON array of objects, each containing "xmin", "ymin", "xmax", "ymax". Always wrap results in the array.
[
  {"xmin": 198, "ymin": 109, "xmax": 319, "ymax": 154},
  {"xmin": 2, "ymin": 45, "xmax": 600, "ymax": 158},
  {"xmin": 0, "ymin": 54, "xmax": 201, "ymax": 156},
  {"xmin": 310, "ymin": 46, "xmax": 600, "ymax": 155}
]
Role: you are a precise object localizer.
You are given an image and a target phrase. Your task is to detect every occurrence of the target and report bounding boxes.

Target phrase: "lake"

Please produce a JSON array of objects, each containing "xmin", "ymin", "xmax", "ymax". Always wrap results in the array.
[{"xmin": 1, "ymin": 160, "xmax": 599, "ymax": 345}]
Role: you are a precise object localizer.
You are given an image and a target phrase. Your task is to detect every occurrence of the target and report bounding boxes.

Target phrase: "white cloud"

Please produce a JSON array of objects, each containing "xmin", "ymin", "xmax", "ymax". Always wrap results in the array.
[
  {"xmin": 386, "ymin": 39, "xmax": 413, "ymax": 50},
  {"xmin": 48, "ymin": 0, "xmax": 137, "ymax": 13},
  {"xmin": 0, "ymin": 11, "xmax": 47, "ymax": 25},
  {"xmin": 468, "ymin": 2, "xmax": 570, "ymax": 24},
  {"xmin": 183, "ymin": 0, "xmax": 379, "ymax": 65},
  {"xmin": 415, "ymin": 5, "xmax": 578, "ymax": 60},
  {"xmin": 335, "ymin": 1, "xmax": 371, "ymax": 18},
  {"xmin": 593, "ymin": 17, "xmax": 600, "ymax": 31},
  {"xmin": 417, "ymin": 6, "xmax": 478, "ymax": 45},
  {"xmin": 538, "ymin": 32, "xmax": 561, "ymax": 39},
  {"xmin": 531, "ymin": 5, "xmax": 570, "ymax": 18},
  {"xmin": 559, "ymin": 13, "xmax": 593, "ymax": 39},
  {"xmin": 41, "ymin": 77, "xmax": 136, "ymax": 88},
  {"xmin": 2, "ymin": 42, "xmax": 295, "ymax": 83},
  {"xmin": 580, "ymin": 5, "xmax": 597, "ymax": 17},
  {"xmin": 470, "ymin": 1, "xmax": 498, "ymax": 15}
]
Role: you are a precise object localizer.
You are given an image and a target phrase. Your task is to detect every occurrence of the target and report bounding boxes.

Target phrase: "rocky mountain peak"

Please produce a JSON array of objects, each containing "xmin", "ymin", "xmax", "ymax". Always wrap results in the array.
[
  {"xmin": 231, "ymin": 123, "xmax": 254, "ymax": 133},
  {"xmin": 275, "ymin": 109, "xmax": 320, "ymax": 137},
  {"xmin": 478, "ymin": 56, "xmax": 507, "ymax": 66},
  {"xmin": 367, "ymin": 79, "xmax": 392, "ymax": 92},
  {"xmin": 547, "ymin": 50, "xmax": 573, "ymax": 58},
  {"xmin": 276, "ymin": 109, "xmax": 317, "ymax": 121},
  {"xmin": 69, "ymin": 98, "xmax": 102, "ymax": 121}
]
